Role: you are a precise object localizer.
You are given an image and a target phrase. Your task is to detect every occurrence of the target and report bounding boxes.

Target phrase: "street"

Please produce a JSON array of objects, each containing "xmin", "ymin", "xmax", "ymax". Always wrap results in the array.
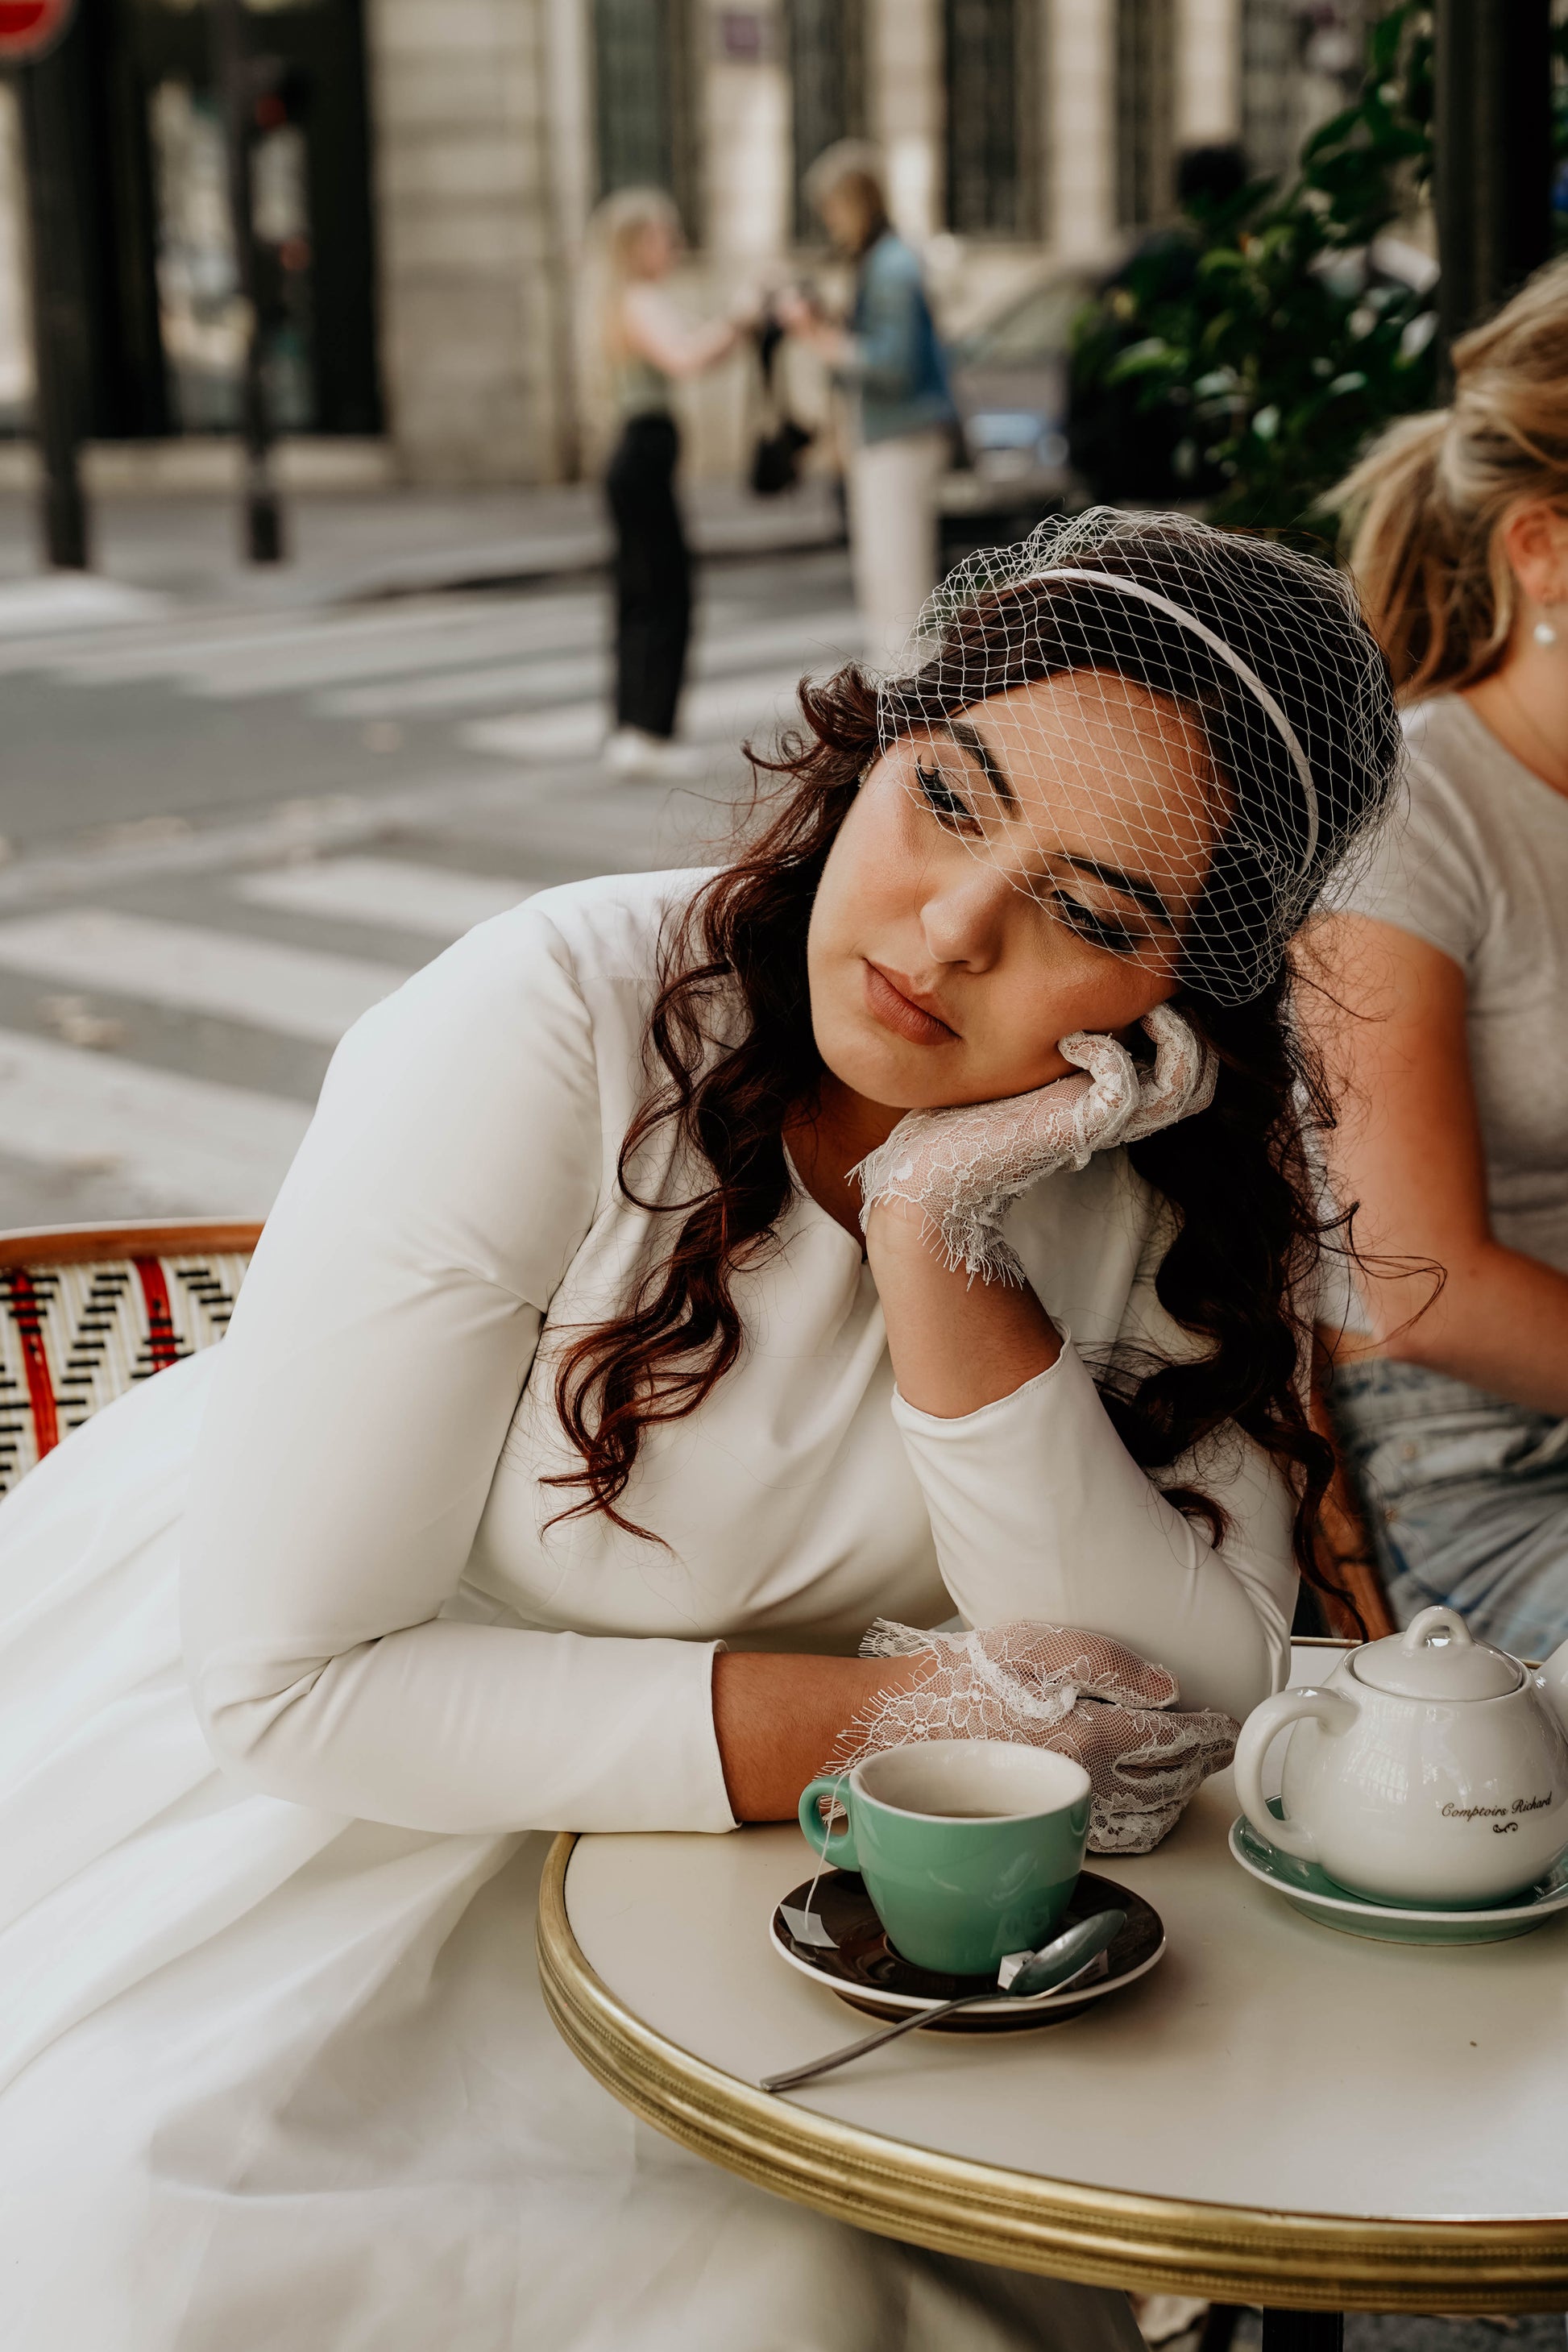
[{"xmin": 0, "ymin": 541, "xmax": 860, "ymax": 1232}]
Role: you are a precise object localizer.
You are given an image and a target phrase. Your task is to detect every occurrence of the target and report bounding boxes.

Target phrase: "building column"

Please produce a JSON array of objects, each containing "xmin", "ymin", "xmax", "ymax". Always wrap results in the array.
[
  {"xmin": 363, "ymin": 0, "xmax": 562, "ymax": 485},
  {"xmin": 1050, "ymin": 0, "xmax": 1117, "ymax": 256},
  {"xmin": 700, "ymin": 1, "xmax": 790, "ymax": 263},
  {"xmin": 868, "ymin": 0, "xmax": 942, "ymax": 241},
  {"xmin": 1176, "ymin": 0, "xmax": 1241, "ymax": 147}
]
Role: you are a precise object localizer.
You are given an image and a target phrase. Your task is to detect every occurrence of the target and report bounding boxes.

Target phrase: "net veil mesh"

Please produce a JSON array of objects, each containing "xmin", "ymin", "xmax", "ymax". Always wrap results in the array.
[{"xmin": 873, "ymin": 507, "xmax": 1402, "ymax": 1006}]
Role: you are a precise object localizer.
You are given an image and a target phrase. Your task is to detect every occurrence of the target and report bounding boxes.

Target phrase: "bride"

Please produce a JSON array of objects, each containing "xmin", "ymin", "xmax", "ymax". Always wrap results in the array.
[{"xmin": 0, "ymin": 512, "xmax": 1398, "ymax": 2350}]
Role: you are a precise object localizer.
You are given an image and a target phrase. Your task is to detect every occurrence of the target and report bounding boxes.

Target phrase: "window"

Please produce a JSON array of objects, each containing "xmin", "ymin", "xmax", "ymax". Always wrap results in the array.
[
  {"xmin": 593, "ymin": 0, "xmax": 699, "ymax": 233},
  {"xmin": 944, "ymin": 0, "xmax": 1038, "ymax": 238},
  {"xmin": 1116, "ymin": 0, "xmax": 1175, "ymax": 228},
  {"xmin": 1242, "ymin": 0, "xmax": 1371, "ymax": 189},
  {"xmin": 785, "ymin": 0, "xmax": 865, "ymax": 242},
  {"xmin": 1240, "ymin": 0, "xmax": 1299, "ymax": 187}
]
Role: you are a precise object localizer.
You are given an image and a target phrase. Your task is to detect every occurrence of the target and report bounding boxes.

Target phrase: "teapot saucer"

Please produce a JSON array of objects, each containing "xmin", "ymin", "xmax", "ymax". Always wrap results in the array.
[{"xmin": 1230, "ymin": 1802, "xmax": 1568, "ymax": 1943}]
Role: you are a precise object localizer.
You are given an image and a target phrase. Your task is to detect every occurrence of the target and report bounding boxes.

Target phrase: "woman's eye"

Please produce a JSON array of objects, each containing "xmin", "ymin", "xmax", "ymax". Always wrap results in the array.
[
  {"xmin": 1051, "ymin": 894, "xmax": 1142, "ymax": 960},
  {"xmin": 915, "ymin": 760, "xmax": 977, "ymax": 831}
]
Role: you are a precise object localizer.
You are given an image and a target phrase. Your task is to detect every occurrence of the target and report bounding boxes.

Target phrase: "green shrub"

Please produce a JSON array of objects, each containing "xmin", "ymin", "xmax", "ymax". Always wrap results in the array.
[{"xmin": 1071, "ymin": 2, "xmax": 1438, "ymax": 533}]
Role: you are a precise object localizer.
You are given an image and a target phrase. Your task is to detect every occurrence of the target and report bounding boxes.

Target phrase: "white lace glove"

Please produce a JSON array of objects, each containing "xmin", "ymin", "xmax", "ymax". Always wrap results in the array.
[
  {"xmin": 823, "ymin": 1619, "xmax": 1239, "ymax": 1855},
  {"xmin": 853, "ymin": 1003, "xmax": 1217, "ymax": 1285}
]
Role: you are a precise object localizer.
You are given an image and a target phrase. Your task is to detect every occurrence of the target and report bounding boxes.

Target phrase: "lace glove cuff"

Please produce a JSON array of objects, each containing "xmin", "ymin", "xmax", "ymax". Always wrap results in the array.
[
  {"xmin": 853, "ymin": 1003, "xmax": 1217, "ymax": 1285},
  {"xmin": 823, "ymin": 1618, "xmax": 1239, "ymax": 1855}
]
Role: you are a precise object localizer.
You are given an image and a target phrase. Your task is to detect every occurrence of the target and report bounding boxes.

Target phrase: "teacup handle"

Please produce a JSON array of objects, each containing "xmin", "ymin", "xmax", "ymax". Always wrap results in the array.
[
  {"xmin": 1233, "ymin": 1686, "xmax": 1356, "ymax": 1864},
  {"xmin": 798, "ymin": 1774, "xmax": 858, "ymax": 1872}
]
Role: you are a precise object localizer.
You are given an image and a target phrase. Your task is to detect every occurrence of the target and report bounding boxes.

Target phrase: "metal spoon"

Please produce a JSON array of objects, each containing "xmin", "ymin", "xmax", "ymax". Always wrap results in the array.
[{"xmin": 761, "ymin": 1907, "xmax": 1127, "ymax": 2095}]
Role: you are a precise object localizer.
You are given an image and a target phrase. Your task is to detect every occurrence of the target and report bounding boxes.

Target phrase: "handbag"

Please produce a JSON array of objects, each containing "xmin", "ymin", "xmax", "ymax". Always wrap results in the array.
[{"xmin": 749, "ymin": 317, "xmax": 815, "ymax": 497}]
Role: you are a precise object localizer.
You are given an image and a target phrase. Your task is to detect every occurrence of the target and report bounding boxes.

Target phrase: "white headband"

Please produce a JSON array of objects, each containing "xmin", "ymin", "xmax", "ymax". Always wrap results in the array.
[{"xmin": 1043, "ymin": 568, "xmax": 1320, "ymax": 869}]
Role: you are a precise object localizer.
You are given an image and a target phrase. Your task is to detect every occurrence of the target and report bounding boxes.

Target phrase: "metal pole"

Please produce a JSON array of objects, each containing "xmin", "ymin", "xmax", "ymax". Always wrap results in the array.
[
  {"xmin": 211, "ymin": 0, "xmax": 284, "ymax": 564},
  {"xmin": 1434, "ymin": 0, "xmax": 1553, "ymax": 371},
  {"xmin": 17, "ymin": 50, "xmax": 89, "ymax": 569}
]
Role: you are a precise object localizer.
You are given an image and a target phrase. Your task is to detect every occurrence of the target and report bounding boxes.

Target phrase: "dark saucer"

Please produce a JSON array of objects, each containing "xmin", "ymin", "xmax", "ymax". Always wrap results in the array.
[{"xmin": 769, "ymin": 1866, "xmax": 1165, "ymax": 2031}]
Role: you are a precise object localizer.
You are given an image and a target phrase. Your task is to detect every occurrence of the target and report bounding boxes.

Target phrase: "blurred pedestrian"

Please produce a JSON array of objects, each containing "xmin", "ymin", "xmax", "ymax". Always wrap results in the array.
[
  {"xmin": 777, "ymin": 143, "xmax": 956, "ymax": 668},
  {"xmin": 590, "ymin": 189, "xmax": 750, "ymax": 779},
  {"xmin": 1308, "ymin": 256, "xmax": 1568, "ymax": 1656}
]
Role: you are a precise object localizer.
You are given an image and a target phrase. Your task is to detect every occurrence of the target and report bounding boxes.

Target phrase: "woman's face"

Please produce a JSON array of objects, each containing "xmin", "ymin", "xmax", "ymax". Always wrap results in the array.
[
  {"xmin": 807, "ymin": 671, "xmax": 1218, "ymax": 1110},
  {"xmin": 630, "ymin": 218, "xmax": 678, "ymax": 280},
  {"xmin": 818, "ymin": 181, "xmax": 876, "ymax": 255}
]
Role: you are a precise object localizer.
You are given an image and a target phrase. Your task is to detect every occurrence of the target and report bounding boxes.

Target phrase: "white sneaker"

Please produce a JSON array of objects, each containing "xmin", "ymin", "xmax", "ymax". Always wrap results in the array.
[{"xmin": 604, "ymin": 728, "xmax": 701, "ymax": 780}]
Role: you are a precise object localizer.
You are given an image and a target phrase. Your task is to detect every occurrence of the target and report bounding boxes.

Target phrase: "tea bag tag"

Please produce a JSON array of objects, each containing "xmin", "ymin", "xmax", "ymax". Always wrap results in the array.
[{"xmin": 779, "ymin": 1902, "xmax": 838, "ymax": 1952}]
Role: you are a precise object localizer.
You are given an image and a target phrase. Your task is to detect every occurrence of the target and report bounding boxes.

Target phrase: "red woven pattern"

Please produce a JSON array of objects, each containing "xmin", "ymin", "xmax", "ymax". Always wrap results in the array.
[{"xmin": 0, "ymin": 1251, "xmax": 252, "ymax": 1496}]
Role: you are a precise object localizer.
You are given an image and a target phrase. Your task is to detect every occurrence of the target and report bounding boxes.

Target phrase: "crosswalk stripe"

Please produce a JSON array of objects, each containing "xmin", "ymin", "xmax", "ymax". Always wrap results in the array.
[
  {"xmin": 463, "ymin": 666, "xmax": 813, "ymax": 764},
  {"xmin": 0, "ymin": 575, "xmax": 171, "ymax": 637},
  {"xmin": 0, "ymin": 911, "xmax": 409, "ymax": 1045},
  {"xmin": 0, "ymin": 1027, "xmax": 310, "ymax": 1214},
  {"xmin": 57, "ymin": 596, "xmax": 605, "ymax": 694},
  {"xmin": 318, "ymin": 649, "xmax": 608, "ymax": 721},
  {"xmin": 234, "ymin": 857, "xmax": 537, "ymax": 940},
  {"xmin": 183, "ymin": 612, "xmax": 608, "ymax": 702},
  {"xmin": 315, "ymin": 612, "xmax": 861, "ymax": 723}
]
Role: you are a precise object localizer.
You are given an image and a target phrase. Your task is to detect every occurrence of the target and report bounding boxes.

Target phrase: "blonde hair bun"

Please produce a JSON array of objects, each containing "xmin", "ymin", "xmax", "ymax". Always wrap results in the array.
[{"xmin": 1331, "ymin": 254, "xmax": 1568, "ymax": 696}]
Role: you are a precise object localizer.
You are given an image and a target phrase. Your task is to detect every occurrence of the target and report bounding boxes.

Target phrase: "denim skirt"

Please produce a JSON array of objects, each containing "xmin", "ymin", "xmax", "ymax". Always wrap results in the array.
[{"xmin": 1330, "ymin": 1359, "xmax": 1568, "ymax": 1659}]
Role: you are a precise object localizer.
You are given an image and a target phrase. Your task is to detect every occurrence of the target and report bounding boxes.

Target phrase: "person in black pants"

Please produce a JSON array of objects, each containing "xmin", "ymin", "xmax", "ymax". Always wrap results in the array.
[
  {"xmin": 591, "ymin": 189, "xmax": 753, "ymax": 779},
  {"xmin": 606, "ymin": 411, "xmax": 691, "ymax": 752}
]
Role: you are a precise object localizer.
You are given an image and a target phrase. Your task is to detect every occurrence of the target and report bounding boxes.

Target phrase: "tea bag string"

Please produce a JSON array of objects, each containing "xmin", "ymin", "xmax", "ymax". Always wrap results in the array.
[{"xmin": 799, "ymin": 1769, "xmax": 852, "ymax": 1945}]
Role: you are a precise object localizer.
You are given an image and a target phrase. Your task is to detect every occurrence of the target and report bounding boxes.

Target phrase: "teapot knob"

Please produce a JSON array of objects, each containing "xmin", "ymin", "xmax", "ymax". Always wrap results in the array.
[{"xmin": 1400, "ymin": 1603, "xmax": 1473, "ymax": 1657}]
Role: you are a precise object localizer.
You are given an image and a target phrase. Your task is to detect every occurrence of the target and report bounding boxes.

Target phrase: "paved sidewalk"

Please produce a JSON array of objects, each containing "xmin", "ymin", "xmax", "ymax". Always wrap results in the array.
[{"xmin": 0, "ymin": 474, "xmax": 845, "ymax": 617}]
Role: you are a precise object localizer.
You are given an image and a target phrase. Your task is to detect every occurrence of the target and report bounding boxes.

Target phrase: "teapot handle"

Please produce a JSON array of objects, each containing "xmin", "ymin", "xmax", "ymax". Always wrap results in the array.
[{"xmin": 1234, "ymin": 1686, "xmax": 1357, "ymax": 1864}]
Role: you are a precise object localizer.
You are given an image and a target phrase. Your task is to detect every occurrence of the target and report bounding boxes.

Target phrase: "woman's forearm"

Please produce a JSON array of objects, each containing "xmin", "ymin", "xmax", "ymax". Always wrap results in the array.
[
  {"xmin": 1357, "ymin": 1238, "xmax": 1568, "ymax": 1415},
  {"xmin": 864, "ymin": 1199, "xmax": 1061, "ymax": 1416},
  {"xmin": 711, "ymin": 1650, "xmax": 922, "ymax": 1819},
  {"xmin": 865, "ymin": 1201, "xmax": 1291, "ymax": 1717}
]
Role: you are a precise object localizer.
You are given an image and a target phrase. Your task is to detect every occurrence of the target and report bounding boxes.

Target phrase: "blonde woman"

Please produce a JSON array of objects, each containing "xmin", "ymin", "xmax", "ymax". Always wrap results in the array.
[
  {"xmin": 1312, "ymin": 257, "xmax": 1568, "ymax": 1655},
  {"xmin": 591, "ymin": 189, "xmax": 749, "ymax": 778}
]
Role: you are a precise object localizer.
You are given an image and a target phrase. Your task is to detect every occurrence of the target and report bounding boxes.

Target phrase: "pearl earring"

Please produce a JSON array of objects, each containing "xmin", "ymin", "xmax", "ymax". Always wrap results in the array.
[{"xmin": 1535, "ymin": 616, "xmax": 1561, "ymax": 647}]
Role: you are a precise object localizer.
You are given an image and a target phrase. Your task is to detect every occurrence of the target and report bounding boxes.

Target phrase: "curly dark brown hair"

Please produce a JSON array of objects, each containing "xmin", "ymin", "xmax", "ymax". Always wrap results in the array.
[{"xmin": 545, "ymin": 531, "xmax": 1401, "ymax": 1616}]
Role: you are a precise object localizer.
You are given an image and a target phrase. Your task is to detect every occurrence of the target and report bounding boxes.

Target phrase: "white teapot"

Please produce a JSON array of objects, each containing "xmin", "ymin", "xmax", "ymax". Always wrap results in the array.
[{"xmin": 1234, "ymin": 1605, "xmax": 1568, "ymax": 1908}]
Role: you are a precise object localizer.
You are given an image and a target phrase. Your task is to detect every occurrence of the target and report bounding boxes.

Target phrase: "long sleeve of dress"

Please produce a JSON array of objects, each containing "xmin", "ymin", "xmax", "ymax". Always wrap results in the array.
[
  {"xmin": 180, "ymin": 906, "xmax": 736, "ymax": 1837},
  {"xmin": 890, "ymin": 1197, "xmax": 1299, "ymax": 1723}
]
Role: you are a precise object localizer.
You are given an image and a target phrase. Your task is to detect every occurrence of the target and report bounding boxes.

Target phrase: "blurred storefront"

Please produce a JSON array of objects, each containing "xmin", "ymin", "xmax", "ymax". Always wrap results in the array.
[{"xmin": 0, "ymin": 0, "xmax": 1371, "ymax": 487}]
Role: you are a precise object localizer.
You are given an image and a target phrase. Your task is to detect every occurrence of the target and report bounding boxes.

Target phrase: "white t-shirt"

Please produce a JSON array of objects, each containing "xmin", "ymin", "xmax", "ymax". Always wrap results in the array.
[
  {"xmin": 1332, "ymin": 695, "xmax": 1568, "ymax": 1276},
  {"xmin": 179, "ymin": 869, "xmax": 1297, "ymax": 1837}
]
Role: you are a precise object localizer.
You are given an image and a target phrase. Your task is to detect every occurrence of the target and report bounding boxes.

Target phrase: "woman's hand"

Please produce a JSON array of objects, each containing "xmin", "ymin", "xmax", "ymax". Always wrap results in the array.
[
  {"xmin": 823, "ymin": 1618, "xmax": 1240, "ymax": 1855},
  {"xmin": 772, "ymin": 286, "xmax": 819, "ymax": 335},
  {"xmin": 856, "ymin": 1004, "xmax": 1217, "ymax": 1285}
]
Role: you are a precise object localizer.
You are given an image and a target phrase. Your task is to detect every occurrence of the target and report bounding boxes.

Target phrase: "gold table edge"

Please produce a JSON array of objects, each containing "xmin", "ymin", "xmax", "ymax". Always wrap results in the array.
[{"xmin": 537, "ymin": 1831, "xmax": 1568, "ymax": 2312}]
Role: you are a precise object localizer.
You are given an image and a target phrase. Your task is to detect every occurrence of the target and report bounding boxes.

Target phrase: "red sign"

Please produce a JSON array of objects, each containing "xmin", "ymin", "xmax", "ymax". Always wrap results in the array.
[{"xmin": 0, "ymin": 0, "xmax": 76, "ymax": 62}]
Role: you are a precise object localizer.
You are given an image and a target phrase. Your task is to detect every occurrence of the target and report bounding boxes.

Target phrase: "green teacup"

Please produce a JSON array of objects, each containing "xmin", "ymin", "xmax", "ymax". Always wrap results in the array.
[{"xmin": 796, "ymin": 1740, "xmax": 1092, "ymax": 1977}]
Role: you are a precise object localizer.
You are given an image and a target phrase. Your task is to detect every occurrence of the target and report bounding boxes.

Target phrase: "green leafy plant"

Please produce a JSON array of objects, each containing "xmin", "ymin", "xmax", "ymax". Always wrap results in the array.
[{"xmin": 1071, "ymin": 2, "xmax": 1438, "ymax": 532}]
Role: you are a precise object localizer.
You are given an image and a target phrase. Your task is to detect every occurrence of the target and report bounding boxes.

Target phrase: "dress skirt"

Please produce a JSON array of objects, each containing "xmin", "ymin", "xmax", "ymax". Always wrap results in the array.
[{"xmin": 0, "ymin": 1355, "xmax": 1141, "ymax": 2352}]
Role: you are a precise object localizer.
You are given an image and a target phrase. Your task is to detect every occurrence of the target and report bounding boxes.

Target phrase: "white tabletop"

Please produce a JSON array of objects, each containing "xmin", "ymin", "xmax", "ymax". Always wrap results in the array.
[{"xmin": 545, "ymin": 1645, "xmax": 1568, "ymax": 2308}]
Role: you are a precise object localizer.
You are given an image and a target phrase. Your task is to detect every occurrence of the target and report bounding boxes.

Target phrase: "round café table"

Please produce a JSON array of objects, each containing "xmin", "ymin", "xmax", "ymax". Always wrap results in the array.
[{"xmin": 538, "ymin": 1643, "xmax": 1568, "ymax": 2350}]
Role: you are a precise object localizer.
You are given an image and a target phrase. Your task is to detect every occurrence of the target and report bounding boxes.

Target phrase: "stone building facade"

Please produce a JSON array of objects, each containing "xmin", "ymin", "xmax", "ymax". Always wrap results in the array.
[{"xmin": 0, "ymin": 0, "xmax": 1367, "ymax": 488}]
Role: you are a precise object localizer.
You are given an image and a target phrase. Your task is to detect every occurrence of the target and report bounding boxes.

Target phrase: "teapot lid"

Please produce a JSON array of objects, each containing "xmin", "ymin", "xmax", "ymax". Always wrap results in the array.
[{"xmin": 1354, "ymin": 1604, "xmax": 1521, "ymax": 1700}]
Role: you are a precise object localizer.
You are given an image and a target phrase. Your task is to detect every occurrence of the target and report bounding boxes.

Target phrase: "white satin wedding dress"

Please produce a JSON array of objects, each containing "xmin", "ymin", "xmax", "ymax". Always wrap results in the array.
[{"xmin": 0, "ymin": 871, "xmax": 1296, "ymax": 2350}]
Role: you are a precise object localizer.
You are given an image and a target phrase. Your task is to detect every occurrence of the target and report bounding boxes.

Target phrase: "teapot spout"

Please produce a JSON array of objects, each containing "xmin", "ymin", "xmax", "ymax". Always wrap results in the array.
[{"xmin": 1537, "ymin": 1638, "xmax": 1568, "ymax": 1733}]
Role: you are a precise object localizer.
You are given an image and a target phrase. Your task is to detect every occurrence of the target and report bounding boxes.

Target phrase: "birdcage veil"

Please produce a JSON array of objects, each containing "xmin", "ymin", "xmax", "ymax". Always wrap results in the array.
[{"xmin": 874, "ymin": 508, "xmax": 1403, "ymax": 1005}]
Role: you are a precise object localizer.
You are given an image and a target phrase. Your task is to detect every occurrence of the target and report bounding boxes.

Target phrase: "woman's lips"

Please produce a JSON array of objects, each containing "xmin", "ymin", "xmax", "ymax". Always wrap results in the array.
[{"xmin": 863, "ymin": 960, "xmax": 958, "ymax": 1046}]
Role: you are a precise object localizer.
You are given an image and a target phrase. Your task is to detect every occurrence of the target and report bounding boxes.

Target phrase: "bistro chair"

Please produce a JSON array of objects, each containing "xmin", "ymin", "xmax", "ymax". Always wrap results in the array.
[
  {"xmin": 1307, "ymin": 1329, "xmax": 1396, "ymax": 1642},
  {"xmin": 0, "ymin": 1219, "xmax": 262, "ymax": 1500}
]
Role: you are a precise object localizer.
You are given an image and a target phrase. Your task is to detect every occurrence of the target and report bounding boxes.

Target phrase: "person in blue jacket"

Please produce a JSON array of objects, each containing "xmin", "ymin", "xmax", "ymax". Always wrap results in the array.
[{"xmin": 778, "ymin": 143, "xmax": 956, "ymax": 666}]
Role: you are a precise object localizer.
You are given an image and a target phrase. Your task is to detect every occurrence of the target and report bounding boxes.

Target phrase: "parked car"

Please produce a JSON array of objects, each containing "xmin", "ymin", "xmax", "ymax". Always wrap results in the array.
[{"xmin": 937, "ymin": 267, "xmax": 1098, "ymax": 564}]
